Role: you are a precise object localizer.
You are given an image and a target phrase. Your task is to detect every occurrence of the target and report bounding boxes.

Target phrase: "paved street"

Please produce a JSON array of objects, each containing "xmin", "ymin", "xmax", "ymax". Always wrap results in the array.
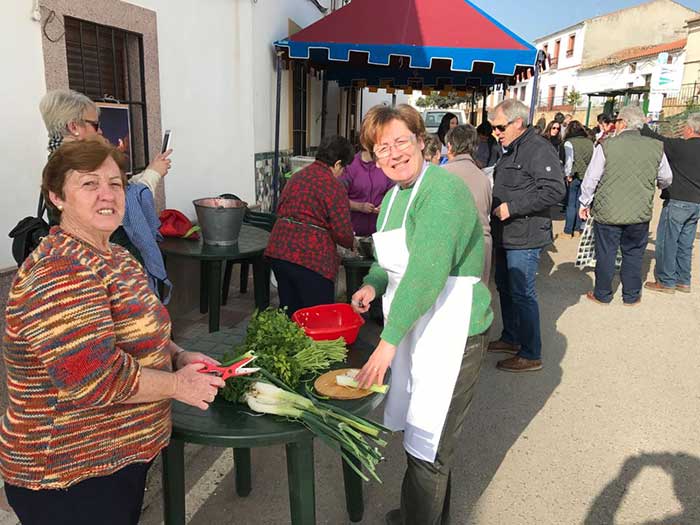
[{"xmin": 1, "ymin": 207, "xmax": 698, "ymax": 524}]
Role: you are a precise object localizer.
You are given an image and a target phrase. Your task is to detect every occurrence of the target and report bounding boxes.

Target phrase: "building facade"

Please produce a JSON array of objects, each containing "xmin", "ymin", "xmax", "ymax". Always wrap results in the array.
[
  {"xmin": 490, "ymin": 0, "xmax": 696, "ymax": 122},
  {"xmin": 0, "ymin": 0, "xmax": 346, "ymax": 271}
]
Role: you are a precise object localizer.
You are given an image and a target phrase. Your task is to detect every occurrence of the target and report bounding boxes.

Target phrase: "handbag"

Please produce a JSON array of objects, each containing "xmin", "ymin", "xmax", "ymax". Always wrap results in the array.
[{"xmin": 9, "ymin": 195, "xmax": 50, "ymax": 265}]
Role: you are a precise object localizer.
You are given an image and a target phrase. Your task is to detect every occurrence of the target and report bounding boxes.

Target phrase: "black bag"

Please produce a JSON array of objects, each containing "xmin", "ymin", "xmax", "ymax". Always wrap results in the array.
[{"xmin": 9, "ymin": 195, "xmax": 50, "ymax": 265}]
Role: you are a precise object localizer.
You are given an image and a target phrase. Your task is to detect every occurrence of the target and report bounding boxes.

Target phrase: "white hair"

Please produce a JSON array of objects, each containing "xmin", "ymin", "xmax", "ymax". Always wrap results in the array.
[
  {"xmin": 489, "ymin": 99, "xmax": 531, "ymax": 126},
  {"xmin": 616, "ymin": 105, "xmax": 645, "ymax": 130},
  {"xmin": 687, "ymin": 113, "xmax": 700, "ymax": 134},
  {"xmin": 39, "ymin": 89, "xmax": 99, "ymax": 137}
]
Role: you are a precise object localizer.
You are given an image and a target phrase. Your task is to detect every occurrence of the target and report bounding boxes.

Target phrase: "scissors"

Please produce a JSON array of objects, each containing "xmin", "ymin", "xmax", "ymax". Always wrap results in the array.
[{"xmin": 197, "ymin": 354, "xmax": 260, "ymax": 380}]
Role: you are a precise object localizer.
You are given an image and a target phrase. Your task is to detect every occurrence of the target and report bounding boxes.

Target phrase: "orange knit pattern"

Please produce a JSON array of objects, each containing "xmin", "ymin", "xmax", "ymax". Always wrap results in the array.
[{"xmin": 0, "ymin": 227, "xmax": 172, "ymax": 490}]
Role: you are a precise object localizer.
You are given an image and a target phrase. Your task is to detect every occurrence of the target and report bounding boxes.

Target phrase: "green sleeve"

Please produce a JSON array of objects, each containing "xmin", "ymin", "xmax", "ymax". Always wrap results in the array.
[{"xmin": 381, "ymin": 174, "xmax": 478, "ymax": 346}]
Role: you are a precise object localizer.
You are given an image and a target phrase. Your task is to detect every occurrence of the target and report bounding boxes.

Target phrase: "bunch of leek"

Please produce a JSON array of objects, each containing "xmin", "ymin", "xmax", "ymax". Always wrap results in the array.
[{"xmin": 243, "ymin": 371, "xmax": 389, "ymax": 482}]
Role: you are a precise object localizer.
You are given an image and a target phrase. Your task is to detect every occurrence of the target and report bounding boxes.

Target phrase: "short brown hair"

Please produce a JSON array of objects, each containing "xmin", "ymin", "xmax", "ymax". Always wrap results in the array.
[
  {"xmin": 360, "ymin": 104, "xmax": 426, "ymax": 152},
  {"xmin": 422, "ymin": 134, "xmax": 441, "ymax": 161},
  {"xmin": 42, "ymin": 140, "xmax": 128, "ymax": 215}
]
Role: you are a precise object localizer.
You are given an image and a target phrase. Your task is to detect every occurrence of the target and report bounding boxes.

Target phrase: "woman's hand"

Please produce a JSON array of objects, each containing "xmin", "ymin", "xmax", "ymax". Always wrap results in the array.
[
  {"xmin": 356, "ymin": 340, "xmax": 396, "ymax": 389},
  {"xmin": 174, "ymin": 350, "xmax": 219, "ymax": 371},
  {"xmin": 351, "ymin": 285, "xmax": 376, "ymax": 313},
  {"xmin": 173, "ymin": 363, "xmax": 226, "ymax": 411},
  {"xmin": 351, "ymin": 201, "xmax": 378, "ymax": 214},
  {"xmin": 148, "ymin": 149, "xmax": 173, "ymax": 177}
]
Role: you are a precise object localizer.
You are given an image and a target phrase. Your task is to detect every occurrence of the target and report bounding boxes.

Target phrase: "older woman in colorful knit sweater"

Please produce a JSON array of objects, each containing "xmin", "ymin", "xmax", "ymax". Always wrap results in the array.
[
  {"xmin": 0, "ymin": 141, "xmax": 225, "ymax": 525},
  {"xmin": 350, "ymin": 105, "xmax": 493, "ymax": 525}
]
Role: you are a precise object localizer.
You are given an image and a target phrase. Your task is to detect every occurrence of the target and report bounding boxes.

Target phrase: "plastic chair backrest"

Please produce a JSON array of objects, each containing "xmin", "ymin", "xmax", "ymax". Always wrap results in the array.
[{"xmin": 244, "ymin": 211, "xmax": 277, "ymax": 232}]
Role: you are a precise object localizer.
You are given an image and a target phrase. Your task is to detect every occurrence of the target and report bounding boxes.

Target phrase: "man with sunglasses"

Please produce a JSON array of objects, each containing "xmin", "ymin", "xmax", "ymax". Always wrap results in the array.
[{"xmin": 487, "ymin": 99, "xmax": 566, "ymax": 373}]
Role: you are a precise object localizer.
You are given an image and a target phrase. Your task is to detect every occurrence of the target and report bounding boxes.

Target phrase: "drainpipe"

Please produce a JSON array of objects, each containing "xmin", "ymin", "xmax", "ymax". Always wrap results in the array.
[
  {"xmin": 528, "ymin": 50, "xmax": 546, "ymax": 124},
  {"xmin": 272, "ymin": 52, "xmax": 283, "ymax": 212}
]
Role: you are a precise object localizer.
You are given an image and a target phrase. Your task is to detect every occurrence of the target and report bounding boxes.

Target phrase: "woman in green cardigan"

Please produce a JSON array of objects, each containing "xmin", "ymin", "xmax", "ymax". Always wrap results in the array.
[{"xmin": 351, "ymin": 104, "xmax": 492, "ymax": 525}]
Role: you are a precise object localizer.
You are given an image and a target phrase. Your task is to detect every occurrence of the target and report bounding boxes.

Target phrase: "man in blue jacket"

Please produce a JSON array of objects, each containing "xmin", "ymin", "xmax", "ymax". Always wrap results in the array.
[{"xmin": 488, "ymin": 99, "xmax": 566, "ymax": 373}]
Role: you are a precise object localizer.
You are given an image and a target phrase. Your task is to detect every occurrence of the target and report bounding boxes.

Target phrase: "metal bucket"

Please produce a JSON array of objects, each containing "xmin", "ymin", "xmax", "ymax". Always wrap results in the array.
[{"xmin": 193, "ymin": 197, "xmax": 248, "ymax": 246}]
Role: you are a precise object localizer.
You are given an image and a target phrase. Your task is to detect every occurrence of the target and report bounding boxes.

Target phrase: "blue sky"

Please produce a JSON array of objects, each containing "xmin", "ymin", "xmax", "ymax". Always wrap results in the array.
[{"xmin": 470, "ymin": 0, "xmax": 700, "ymax": 42}]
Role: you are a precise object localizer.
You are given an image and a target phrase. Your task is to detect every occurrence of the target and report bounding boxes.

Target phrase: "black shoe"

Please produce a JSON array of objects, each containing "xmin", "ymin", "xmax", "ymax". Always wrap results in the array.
[{"xmin": 385, "ymin": 509, "xmax": 403, "ymax": 525}]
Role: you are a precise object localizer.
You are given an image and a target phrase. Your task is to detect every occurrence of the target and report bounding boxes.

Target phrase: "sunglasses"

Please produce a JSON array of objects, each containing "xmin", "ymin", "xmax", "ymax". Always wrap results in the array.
[
  {"xmin": 493, "ymin": 119, "xmax": 517, "ymax": 132},
  {"xmin": 83, "ymin": 119, "xmax": 100, "ymax": 131}
]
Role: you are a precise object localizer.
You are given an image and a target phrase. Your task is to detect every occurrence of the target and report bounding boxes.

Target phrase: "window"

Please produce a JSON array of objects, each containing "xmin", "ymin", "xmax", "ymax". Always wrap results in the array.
[
  {"xmin": 542, "ymin": 44, "xmax": 549, "ymax": 64},
  {"xmin": 552, "ymin": 39, "xmax": 561, "ymax": 68},
  {"xmin": 643, "ymin": 74, "xmax": 652, "ymax": 87},
  {"xmin": 667, "ymin": 54, "xmax": 673, "ymax": 64},
  {"xmin": 65, "ymin": 17, "xmax": 149, "ymax": 174},
  {"xmin": 520, "ymin": 87, "xmax": 526, "ymax": 101},
  {"xmin": 292, "ymin": 62, "xmax": 308, "ymax": 156},
  {"xmin": 562, "ymin": 86, "xmax": 568, "ymax": 105},
  {"xmin": 567, "ymin": 34, "xmax": 575, "ymax": 58},
  {"xmin": 513, "ymin": 87, "xmax": 518, "ymax": 99},
  {"xmin": 629, "ymin": 62, "xmax": 637, "ymax": 73},
  {"xmin": 548, "ymin": 86, "xmax": 556, "ymax": 109}
]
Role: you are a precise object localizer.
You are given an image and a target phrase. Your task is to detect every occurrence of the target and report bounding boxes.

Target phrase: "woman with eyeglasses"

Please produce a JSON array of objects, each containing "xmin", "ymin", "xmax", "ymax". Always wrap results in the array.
[
  {"xmin": 350, "ymin": 104, "xmax": 492, "ymax": 525},
  {"xmin": 544, "ymin": 120, "xmax": 567, "ymax": 212},
  {"xmin": 40, "ymin": 90, "xmax": 171, "ymax": 193},
  {"xmin": 36, "ymin": 90, "xmax": 173, "ymax": 297}
]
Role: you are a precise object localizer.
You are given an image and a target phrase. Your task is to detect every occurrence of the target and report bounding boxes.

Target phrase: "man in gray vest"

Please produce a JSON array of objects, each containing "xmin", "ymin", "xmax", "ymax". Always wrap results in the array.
[{"xmin": 579, "ymin": 105, "xmax": 672, "ymax": 305}]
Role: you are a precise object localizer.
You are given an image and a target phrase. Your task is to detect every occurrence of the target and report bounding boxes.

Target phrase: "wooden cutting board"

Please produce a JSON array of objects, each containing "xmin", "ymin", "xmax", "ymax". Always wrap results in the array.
[{"xmin": 314, "ymin": 368, "xmax": 375, "ymax": 400}]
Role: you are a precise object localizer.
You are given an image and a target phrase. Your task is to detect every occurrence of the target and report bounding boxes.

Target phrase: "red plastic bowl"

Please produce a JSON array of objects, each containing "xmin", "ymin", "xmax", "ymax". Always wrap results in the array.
[{"xmin": 292, "ymin": 303, "xmax": 365, "ymax": 345}]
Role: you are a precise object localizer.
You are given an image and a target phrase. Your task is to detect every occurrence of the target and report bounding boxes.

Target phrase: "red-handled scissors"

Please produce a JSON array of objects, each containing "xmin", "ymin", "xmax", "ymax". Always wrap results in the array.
[{"xmin": 197, "ymin": 355, "xmax": 260, "ymax": 380}]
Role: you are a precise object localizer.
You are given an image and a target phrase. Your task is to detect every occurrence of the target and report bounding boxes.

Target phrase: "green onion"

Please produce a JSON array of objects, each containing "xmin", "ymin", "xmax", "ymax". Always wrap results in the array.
[{"xmin": 243, "ymin": 380, "xmax": 388, "ymax": 482}]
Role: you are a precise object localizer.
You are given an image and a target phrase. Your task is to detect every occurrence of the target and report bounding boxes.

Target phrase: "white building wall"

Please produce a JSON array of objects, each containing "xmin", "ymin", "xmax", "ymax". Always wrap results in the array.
[
  {"xmin": 124, "ymin": 0, "xmax": 256, "ymax": 215},
  {"xmin": 250, "ymin": 0, "xmax": 327, "ymax": 153},
  {"xmin": 0, "ymin": 2, "xmax": 49, "ymax": 269}
]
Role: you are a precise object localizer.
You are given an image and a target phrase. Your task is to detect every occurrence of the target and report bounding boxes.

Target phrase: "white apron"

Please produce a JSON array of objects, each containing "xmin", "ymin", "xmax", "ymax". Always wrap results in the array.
[{"xmin": 372, "ymin": 164, "xmax": 478, "ymax": 463}]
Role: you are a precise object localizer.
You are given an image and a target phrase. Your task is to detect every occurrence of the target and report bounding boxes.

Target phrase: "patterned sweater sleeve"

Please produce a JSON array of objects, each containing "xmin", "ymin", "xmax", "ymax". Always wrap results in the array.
[
  {"xmin": 18, "ymin": 256, "xmax": 141, "ymax": 407},
  {"xmin": 325, "ymin": 179, "xmax": 355, "ymax": 248}
]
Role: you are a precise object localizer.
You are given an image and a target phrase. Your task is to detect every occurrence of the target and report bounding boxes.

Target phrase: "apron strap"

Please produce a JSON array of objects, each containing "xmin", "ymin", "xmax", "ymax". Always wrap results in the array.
[{"xmin": 379, "ymin": 162, "xmax": 430, "ymax": 232}]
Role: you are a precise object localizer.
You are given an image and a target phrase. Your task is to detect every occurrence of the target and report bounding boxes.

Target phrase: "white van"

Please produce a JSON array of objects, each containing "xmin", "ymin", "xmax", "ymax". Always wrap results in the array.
[{"xmin": 423, "ymin": 109, "xmax": 468, "ymax": 134}]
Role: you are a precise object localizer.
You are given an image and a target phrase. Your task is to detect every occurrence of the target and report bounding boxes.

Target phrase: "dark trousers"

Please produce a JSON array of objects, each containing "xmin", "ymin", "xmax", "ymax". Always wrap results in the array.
[
  {"xmin": 494, "ymin": 247, "xmax": 543, "ymax": 361},
  {"xmin": 564, "ymin": 178, "xmax": 584, "ymax": 234},
  {"xmin": 593, "ymin": 221, "xmax": 649, "ymax": 303},
  {"xmin": 270, "ymin": 258, "xmax": 335, "ymax": 316},
  {"xmin": 5, "ymin": 461, "xmax": 151, "ymax": 525},
  {"xmin": 400, "ymin": 334, "xmax": 487, "ymax": 525}
]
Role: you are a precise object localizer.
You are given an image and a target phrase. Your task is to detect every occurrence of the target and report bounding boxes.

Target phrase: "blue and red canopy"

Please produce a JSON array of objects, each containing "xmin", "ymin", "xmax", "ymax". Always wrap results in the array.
[{"xmin": 274, "ymin": 0, "xmax": 537, "ymax": 88}]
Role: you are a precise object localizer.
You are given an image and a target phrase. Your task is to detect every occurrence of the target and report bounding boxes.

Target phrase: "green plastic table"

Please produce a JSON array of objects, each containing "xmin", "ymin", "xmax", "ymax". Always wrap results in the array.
[
  {"xmin": 160, "ymin": 225, "xmax": 271, "ymax": 332},
  {"xmin": 161, "ymin": 328, "xmax": 386, "ymax": 525}
]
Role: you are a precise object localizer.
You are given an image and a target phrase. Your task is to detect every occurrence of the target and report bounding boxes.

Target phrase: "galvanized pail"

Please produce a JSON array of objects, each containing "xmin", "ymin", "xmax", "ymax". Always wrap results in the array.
[{"xmin": 193, "ymin": 197, "xmax": 248, "ymax": 246}]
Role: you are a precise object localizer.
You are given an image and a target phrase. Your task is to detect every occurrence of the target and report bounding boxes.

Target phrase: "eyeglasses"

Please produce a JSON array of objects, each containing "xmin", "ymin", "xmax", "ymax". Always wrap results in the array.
[
  {"xmin": 373, "ymin": 134, "xmax": 415, "ymax": 159},
  {"xmin": 551, "ymin": 126, "xmax": 561, "ymax": 130},
  {"xmin": 82, "ymin": 119, "xmax": 100, "ymax": 131}
]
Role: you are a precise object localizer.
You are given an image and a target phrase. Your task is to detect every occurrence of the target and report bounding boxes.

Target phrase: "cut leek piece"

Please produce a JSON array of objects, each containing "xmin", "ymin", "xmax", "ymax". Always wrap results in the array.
[{"xmin": 336, "ymin": 369, "xmax": 389, "ymax": 394}]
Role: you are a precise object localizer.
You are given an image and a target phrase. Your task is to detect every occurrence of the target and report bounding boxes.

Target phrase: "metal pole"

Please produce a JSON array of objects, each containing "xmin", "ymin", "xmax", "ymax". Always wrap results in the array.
[
  {"xmin": 585, "ymin": 95, "xmax": 592, "ymax": 127},
  {"xmin": 272, "ymin": 53, "xmax": 283, "ymax": 212},
  {"xmin": 482, "ymin": 89, "xmax": 488, "ymax": 123},
  {"xmin": 528, "ymin": 50, "xmax": 544, "ymax": 124},
  {"xmin": 391, "ymin": 93, "xmax": 397, "ymax": 106},
  {"xmin": 320, "ymin": 71, "xmax": 328, "ymax": 139}
]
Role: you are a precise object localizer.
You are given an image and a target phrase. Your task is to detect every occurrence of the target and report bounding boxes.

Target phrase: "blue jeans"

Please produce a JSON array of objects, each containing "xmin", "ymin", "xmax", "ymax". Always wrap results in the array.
[
  {"xmin": 564, "ymin": 178, "xmax": 584, "ymax": 234},
  {"xmin": 494, "ymin": 247, "xmax": 543, "ymax": 361},
  {"xmin": 655, "ymin": 199, "xmax": 700, "ymax": 287},
  {"xmin": 593, "ymin": 221, "xmax": 649, "ymax": 304}
]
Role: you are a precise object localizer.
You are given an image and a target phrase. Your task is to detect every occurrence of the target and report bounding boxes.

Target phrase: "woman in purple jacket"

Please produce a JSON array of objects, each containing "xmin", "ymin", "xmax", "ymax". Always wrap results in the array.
[{"xmin": 339, "ymin": 149, "xmax": 395, "ymax": 236}]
